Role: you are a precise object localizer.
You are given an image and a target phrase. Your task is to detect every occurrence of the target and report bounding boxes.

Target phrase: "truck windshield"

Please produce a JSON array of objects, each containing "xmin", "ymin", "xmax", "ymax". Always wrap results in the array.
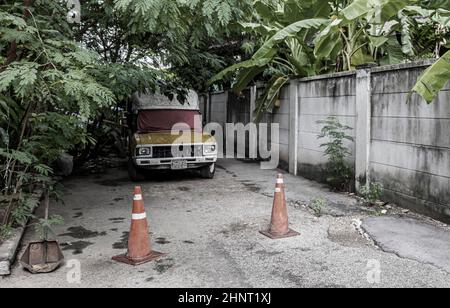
[{"xmin": 137, "ymin": 109, "xmax": 202, "ymax": 133}]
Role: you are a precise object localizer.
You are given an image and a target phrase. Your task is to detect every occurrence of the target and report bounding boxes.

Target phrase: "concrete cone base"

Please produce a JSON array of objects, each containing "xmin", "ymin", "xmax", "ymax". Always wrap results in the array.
[
  {"xmin": 112, "ymin": 251, "xmax": 166, "ymax": 266},
  {"xmin": 259, "ymin": 228, "xmax": 300, "ymax": 240}
]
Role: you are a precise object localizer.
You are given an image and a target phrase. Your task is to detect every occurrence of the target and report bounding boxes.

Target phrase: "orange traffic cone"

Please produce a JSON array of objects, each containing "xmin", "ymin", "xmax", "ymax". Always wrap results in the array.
[
  {"xmin": 260, "ymin": 174, "xmax": 300, "ymax": 239},
  {"xmin": 112, "ymin": 186, "xmax": 166, "ymax": 265}
]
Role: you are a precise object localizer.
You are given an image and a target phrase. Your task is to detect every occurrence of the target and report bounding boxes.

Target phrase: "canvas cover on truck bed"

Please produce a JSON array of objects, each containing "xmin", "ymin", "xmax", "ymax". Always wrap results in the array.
[{"xmin": 132, "ymin": 90, "xmax": 199, "ymax": 111}]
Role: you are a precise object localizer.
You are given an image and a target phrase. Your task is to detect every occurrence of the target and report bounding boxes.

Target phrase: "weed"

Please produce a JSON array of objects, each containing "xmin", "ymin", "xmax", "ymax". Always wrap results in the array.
[
  {"xmin": 359, "ymin": 182, "xmax": 383, "ymax": 205},
  {"xmin": 310, "ymin": 198, "xmax": 326, "ymax": 217},
  {"xmin": 317, "ymin": 117, "xmax": 354, "ymax": 191}
]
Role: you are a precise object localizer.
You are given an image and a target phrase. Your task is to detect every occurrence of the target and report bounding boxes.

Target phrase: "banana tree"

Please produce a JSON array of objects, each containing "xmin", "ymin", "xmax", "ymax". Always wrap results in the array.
[
  {"xmin": 410, "ymin": 1, "xmax": 450, "ymax": 102},
  {"xmin": 412, "ymin": 50, "xmax": 450, "ymax": 102},
  {"xmin": 209, "ymin": 0, "xmax": 331, "ymax": 121},
  {"xmin": 209, "ymin": 0, "xmax": 450, "ymax": 120}
]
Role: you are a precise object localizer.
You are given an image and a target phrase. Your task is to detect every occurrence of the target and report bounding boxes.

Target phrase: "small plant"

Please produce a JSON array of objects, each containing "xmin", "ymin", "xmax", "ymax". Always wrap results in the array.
[
  {"xmin": 33, "ymin": 189, "xmax": 64, "ymax": 241},
  {"xmin": 0, "ymin": 224, "xmax": 12, "ymax": 241},
  {"xmin": 34, "ymin": 215, "xmax": 64, "ymax": 241},
  {"xmin": 310, "ymin": 198, "xmax": 326, "ymax": 217},
  {"xmin": 317, "ymin": 117, "xmax": 354, "ymax": 191},
  {"xmin": 360, "ymin": 182, "xmax": 383, "ymax": 205}
]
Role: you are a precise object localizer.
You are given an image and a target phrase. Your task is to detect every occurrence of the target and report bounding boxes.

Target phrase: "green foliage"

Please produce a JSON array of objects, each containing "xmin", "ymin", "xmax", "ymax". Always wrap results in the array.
[
  {"xmin": 111, "ymin": 0, "xmax": 262, "ymax": 91},
  {"xmin": 10, "ymin": 195, "xmax": 39, "ymax": 227},
  {"xmin": 0, "ymin": 224, "xmax": 13, "ymax": 240},
  {"xmin": 359, "ymin": 182, "xmax": 384, "ymax": 205},
  {"xmin": 412, "ymin": 50, "xmax": 450, "ymax": 102},
  {"xmin": 310, "ymin": 198, "xmax": 326, "ymax": 217},
  {"xmin": 0, "ymin": 1, "xmax": 116, "ymax": 229},
  {"xmin": 25, "ymin": 113, "xmax": 91, "ymax": 163},
  {"xmin": 317, "ymin": 117, "xmax": 354, "ymax": 191},
  {"xmin": 34, "ymin": 215, "xmax": 64, "ymax": 241},
  {"xmin": 209, "ymin": 0, "xmax": 450, "ymax": 117}
]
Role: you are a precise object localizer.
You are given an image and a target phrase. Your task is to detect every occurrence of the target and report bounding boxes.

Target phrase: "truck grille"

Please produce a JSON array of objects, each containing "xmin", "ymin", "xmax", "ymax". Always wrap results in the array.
[{"xmin": 152, "ymin": 145, "xmax": 203, "ymax": 159}]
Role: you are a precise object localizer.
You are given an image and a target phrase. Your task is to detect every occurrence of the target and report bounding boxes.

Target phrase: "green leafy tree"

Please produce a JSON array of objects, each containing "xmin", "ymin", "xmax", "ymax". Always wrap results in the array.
[
  {"xmin": 210, "ymin": 0, "xmax": 450, "ymax": 120},
  {"xmin": 112, "ymin": 0, "xmax": 269, "ymax": 92},
  {"xmin": 0, "ymin": 0, "xmax": 116, "ymax": 228}
]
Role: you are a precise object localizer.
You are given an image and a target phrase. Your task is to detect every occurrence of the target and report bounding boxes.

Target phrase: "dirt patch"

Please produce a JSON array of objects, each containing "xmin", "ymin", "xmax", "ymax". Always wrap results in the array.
[
  {"xmin": 113, "ymin": 198, "xmax": 124, "ymax": 202},
  {"xmin": 112, "ymin": 231, "xmax": 129, "ymax": 249},
  {"xmin": 178, "ymin": 187, "xmax": 190, "ymax": 192},
  {"xmin": 154, "ymin": 258, "xmax": 174, "ymax": 274},
  {"xmin": 146, "ymin": 277, "xmax": 155, "ymax": 282},
  {"xmin": 220, "ymin": 222, "xmax": 252, "ymax": 236},
  {"xmin": 61, "ymin": 241, "xmax": 93, "ymax": 255},
  {"xmin": 240, "ymin": 181, "xmax": 261, "ymax": 193},
  {"xmin": 60, "ymin": 226, "xmax": 107, "ymax": 239},
  {"xmin": 327, "ymin": 219, "xmax": 369, "ymax": 248}
]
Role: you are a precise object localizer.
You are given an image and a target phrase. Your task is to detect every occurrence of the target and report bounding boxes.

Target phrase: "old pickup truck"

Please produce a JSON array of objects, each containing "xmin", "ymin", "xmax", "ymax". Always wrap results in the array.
[{"xmin": 127, "ymin": 91, "xmax": 218, "ymax": 181}]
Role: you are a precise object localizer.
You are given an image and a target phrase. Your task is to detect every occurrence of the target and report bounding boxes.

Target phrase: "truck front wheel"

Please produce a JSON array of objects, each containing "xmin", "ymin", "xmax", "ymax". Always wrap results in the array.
[
  {"xmin": 128, "ymin": 159, "xmax": 146, "ymax": 182},
  {"xmin": 200, "ymin": 163, "xmax": 215, "ymax": 179}
]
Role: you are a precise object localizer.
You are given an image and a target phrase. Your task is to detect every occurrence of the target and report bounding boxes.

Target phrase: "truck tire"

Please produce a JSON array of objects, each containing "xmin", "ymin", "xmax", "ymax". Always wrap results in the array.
[
  {"xmin": 128, "ymin": 159, "xmax": 146, "ymax": 182},
  {"xmin": 200, "ymin": 163, "xmax": 215, "ymax": 179}
]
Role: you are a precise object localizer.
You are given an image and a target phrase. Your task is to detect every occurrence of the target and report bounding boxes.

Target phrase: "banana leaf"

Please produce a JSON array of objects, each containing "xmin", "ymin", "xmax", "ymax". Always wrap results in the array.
[{"xmin": 411, "ymin": 51, "xmax": 450, "ymax": 103}]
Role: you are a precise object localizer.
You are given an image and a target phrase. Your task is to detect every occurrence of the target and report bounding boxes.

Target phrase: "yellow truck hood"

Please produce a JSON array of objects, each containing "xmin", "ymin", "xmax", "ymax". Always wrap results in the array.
[{"xmin": 135, "ymin": 131, "xmax": 215, "ymax": 145}]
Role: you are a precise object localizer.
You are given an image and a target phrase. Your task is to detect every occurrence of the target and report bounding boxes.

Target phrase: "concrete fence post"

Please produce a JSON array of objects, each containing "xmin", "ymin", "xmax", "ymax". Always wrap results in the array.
[
  {"xmin": 289, "ymin": 80, "xmax": 299, "ymax": 175},
  {"xmin": 355, "ymin": 65, "xmax": 375, "ymax": 192},
  {"xmin": 249, "ymin": 85, "xmax": 257, "ymax": 122}
]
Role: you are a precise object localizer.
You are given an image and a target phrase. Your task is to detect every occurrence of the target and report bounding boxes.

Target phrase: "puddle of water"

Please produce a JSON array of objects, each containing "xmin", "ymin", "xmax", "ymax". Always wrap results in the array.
[
  {"xmin": 61, "ymin": 241, "xmax": 93, "ymax": 255},
  {"xmin": 95, "ymin": 177, "xmax": 129, "ymax": 187},
  {"xmin": 155, "ymin": 237, "xmax": 171, "ymax": 245},
  {"xmin": 60, "ymin": 226, "xmax": 107, "ymax": 239},
  {"xmin": 112, "ymin": 232, "xmax": 129, "ymax": 249},
  {"xmin": 154, "ymin": 258, "xmax": 174, "ymax": 274},
  {"xmin": 109, "ymin": 217, "xmax": 126, "ymax": 224},
  {"xmin": 240, "ymin": 181, "xmax": 261, "ymax": 193}
]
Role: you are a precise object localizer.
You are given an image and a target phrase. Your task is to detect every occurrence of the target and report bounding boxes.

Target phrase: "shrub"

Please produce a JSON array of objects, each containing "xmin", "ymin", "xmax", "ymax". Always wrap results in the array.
[
  {"xmin": 317, "ymin": 117, "xmax": 354, "ymax": 191},
  {"xmin": 359, "ymin": 182, "xmax": 383, "ymax": 205}
]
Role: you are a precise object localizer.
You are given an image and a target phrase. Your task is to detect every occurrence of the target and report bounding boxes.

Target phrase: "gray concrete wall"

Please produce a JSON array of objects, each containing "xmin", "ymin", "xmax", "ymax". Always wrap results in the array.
[
  {"xmin": 370, "ymin": 63, "xmax": 450, "ymax": 222},
  {"xmin": 206, "ymin": 61, "xmax": 450, "ymax": 222},
  {"xmin": 297, "ymin": 72, "xmax": 357, "ymax": 183},
  {"xmin": 272, "ymin": 86, "xmax": 290, "ymax": 168},
  {"xmin": 209, "ymin": 92, "xmax": 228, "ymax": 128}
]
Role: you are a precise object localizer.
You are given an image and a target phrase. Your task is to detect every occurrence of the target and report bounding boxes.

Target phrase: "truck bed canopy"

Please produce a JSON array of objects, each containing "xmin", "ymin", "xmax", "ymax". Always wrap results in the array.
[
  {"xmin": 138, "ymin": 109, "xmax": 202, "ymax": 133},
  {"xmin": 132, "ymin": 90, "xmax": 199, "ymax": 111}
]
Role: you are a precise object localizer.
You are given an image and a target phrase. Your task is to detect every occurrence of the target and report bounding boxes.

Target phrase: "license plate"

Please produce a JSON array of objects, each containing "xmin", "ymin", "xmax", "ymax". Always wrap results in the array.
[{"xmin": 171, "ymin": 160, "xmax": 188, "ymax": 170}]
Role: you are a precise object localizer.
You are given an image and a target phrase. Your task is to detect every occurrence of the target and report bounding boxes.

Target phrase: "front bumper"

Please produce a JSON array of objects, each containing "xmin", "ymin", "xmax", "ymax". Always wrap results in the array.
[{"xmin": 134, "ymin": 156, "xmax": 217, "ymax": 170}]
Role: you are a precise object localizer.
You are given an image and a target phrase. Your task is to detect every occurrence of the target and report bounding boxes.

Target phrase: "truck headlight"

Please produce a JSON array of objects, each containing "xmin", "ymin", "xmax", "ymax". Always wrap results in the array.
[
  {"xmin": 137, "ymin": 147, "xmax": 152, "ymax": 157},
  {"xmin": 203, "ymin": 144, "xmax": 217, "ymax": 155}
]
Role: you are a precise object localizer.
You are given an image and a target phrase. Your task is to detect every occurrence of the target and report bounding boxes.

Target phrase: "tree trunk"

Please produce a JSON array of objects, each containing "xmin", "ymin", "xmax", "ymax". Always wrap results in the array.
[{"xmin": 2, "ymin": 0, "xmax": 33, "ymax": 68}]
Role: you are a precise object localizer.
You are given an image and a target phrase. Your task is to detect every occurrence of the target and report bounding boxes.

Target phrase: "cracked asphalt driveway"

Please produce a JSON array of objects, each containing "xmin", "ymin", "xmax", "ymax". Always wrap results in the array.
[{"xmin": 1, "ymin": 159, "xmax": 450, "ymax": 288}]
